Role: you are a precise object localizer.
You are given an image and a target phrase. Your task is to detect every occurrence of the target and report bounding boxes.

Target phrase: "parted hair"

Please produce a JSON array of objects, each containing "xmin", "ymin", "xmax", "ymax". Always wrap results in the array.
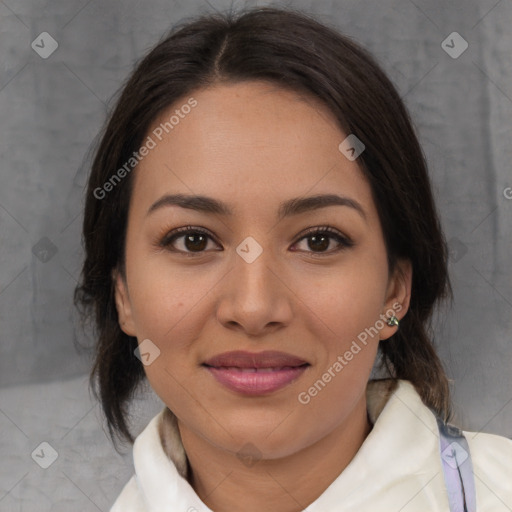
[{"xmin": 74, "ymin": 6, "xmax": 453, "ymax": 450}]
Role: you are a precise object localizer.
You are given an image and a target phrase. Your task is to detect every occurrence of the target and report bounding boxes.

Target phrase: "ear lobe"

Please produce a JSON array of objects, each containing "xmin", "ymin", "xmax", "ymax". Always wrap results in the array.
[
  {"xmin": 380, "ymin": 259, "xmax": 413, "ymax": 340},
  {"xmin": 113, "ymin": 269, "xmax": 137, "ymax": 337},
  {"xmin": 389, "ymin": 259, "xmax": 412, "ymax": 313}
]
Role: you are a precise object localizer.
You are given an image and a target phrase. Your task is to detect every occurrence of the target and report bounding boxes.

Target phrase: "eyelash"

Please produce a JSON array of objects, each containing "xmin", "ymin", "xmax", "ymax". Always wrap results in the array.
[{"xmin": 158, "ymin": 225, "xmax": 354, "ymax": 257}]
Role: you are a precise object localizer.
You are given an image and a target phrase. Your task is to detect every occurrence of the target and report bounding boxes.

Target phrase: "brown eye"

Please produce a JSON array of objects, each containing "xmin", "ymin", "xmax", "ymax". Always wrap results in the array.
[
  {"xmin": 181, "ymin": 232, "xmax": 208, "ymax": 251},
  {"xmin": 159, "ymin": 226, "xmax": 218, "ymax": 254},
  {"xmin": 158, "ymin": 225, "xmax": 353, "ymax": 256},
  {"xmin": 292, "ymin": 226, "xmax": 354, "ymax": 255}
]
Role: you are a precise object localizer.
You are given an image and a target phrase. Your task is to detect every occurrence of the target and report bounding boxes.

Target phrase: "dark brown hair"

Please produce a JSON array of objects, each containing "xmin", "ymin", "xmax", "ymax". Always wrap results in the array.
[{"xmin": 75, "ymin": 5, "xmax": 452, "ymax": 449}]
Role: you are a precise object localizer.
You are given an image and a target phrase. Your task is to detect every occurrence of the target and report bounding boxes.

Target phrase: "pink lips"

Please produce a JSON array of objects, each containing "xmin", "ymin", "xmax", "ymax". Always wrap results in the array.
[{"xmin": 202, "ymin": 350, "xmax": 310, "ymax": 395}]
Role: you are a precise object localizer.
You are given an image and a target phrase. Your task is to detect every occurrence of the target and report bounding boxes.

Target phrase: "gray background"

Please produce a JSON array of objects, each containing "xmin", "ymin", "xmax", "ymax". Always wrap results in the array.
[{"xmin": 1, "ymin": 0, "xmax": 511, "ymax": 509}]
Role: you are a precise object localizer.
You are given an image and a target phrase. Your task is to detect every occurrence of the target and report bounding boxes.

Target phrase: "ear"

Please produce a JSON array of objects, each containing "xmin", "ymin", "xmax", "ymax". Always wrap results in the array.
[
  {"xmin": 113, "ymin": 269, "xmax": 137, "ymax": 337},
  {"xmin": 379, "ymin": 259, "xmax": 412, "ymax": 341}
]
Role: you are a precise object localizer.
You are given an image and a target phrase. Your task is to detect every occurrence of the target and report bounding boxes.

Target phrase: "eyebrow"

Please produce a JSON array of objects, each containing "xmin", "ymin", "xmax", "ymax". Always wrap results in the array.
[{"xmin": 147, "ymin": 193, "xmax": 367, "ymax": 222}]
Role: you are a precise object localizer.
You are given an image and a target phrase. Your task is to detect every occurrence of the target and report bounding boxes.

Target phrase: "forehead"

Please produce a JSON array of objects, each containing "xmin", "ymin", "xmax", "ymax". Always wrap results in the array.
[{"xmin": 131, "ymin": 81, "xmax": 373, "ymax": 219}]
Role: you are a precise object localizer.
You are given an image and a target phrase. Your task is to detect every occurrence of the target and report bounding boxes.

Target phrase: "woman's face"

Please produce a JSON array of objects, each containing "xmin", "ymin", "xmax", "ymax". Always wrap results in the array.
[{"xmin": 115, "ymin": 81, "xmax": 411, "ymax": 459}]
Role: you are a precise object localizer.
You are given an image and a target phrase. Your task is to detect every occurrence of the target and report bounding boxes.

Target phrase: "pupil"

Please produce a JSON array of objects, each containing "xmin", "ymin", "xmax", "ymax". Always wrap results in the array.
[
  {"xmin": 309, "ymin": 234, "xmax": 328, "ymax": 252},
  {"xmin": 182, "ymin": 233, "xmax": 330, "ymax": 252},
  {"xmin": 185, "ymin": 234, "xmax": 207, "ymax": 251}
]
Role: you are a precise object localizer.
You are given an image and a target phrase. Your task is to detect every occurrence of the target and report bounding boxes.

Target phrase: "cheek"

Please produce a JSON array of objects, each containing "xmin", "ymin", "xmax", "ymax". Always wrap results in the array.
[
  {"xmin": 126, "ymin": 267, "xmax": 206, "ymax": 412},
  {"xmin": 123, "ymin": 246, "xmax": 227, "ymax": 395},
  {"xmin": 297, "ymin": 253, "xmax": 389, "ymax": 348},
  {"xmin": 125, "ymin": 236, "xmax": 208, "ymax": 337},
  {"xmin": 130, "ymin": 281, "xmax": 193, "ymax": 336},
  {"xmin": 291, "ymin": 259, "xmax": 387, "ymax": 441}
]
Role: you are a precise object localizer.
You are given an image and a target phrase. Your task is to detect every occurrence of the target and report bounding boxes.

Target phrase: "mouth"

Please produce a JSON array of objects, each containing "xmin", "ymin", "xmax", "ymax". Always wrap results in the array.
[
  {"xmin": 202, "ymin": 350, "xmax": 310, "ymax": 395},
  {"xmin": 203, "ymin": 366, "xmax": 308, "ymax": 372},
  {"xmin": 202, "ymin": 350, "xmax": 309, "ymax": 369}
]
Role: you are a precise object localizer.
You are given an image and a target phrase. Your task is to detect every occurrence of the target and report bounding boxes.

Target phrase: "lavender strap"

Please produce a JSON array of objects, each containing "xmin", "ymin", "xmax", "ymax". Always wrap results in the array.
[{"xmin": 437, "ymin": 418, "xmax": 477, "ymax": 512}]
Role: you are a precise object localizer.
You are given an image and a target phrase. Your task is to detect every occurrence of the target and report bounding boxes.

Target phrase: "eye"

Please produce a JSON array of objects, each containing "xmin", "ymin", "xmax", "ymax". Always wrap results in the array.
[
  {"xmin": 291, "ymin": 226, "xmax": 354, "ymax": 255},
  {"xmin": 158, "ymin": 226, "xmax": 219, "ymax": 255},
  {"xmin": 158, "ymin": 225, "xmax": 354, "ymax": 256}
]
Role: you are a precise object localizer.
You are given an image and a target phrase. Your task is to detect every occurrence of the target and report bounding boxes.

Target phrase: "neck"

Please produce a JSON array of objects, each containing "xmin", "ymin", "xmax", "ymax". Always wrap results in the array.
[{"xmin": 177, "ymin": 396, "xmax": 372, "ymax": 512}]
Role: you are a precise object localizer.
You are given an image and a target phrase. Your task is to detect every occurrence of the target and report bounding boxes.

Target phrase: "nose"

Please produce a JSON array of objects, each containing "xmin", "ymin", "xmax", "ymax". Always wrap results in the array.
[{"xmin": 215, "ymin": 237, "xmax": 293, "ymax": 336}]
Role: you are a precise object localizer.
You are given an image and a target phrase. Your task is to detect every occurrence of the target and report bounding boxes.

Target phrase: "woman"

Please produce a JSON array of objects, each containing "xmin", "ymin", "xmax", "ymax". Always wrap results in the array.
[{"xmin": 75, "ymin": 6, "xmax": 512, "ymax": 511}]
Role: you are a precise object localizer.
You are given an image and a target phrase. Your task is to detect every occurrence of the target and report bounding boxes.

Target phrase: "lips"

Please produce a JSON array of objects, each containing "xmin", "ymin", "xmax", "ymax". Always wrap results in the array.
[
  {"xmin": 202, "ymin": 350, "xmax": 309, "ymax": 370},
  {"xmin": 202, "ymin": 351, "xmax": 310, "ymax": 395}
]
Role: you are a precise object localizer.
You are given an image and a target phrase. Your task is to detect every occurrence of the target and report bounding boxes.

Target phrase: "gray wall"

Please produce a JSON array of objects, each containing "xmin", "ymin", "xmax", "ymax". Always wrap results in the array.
[{"xmin": 1, "ymin": 0, "xmax": 511, "ymax": 509}]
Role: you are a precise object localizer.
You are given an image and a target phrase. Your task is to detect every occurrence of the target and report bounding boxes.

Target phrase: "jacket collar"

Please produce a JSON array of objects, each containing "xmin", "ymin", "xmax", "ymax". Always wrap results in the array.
[
  {"xmin": 132, "ymin": 379, "xmax": 446, "ymax": 511},
  {"xmin": 157, "ymin": 378, "xmax": 400, "ymax": 481}
]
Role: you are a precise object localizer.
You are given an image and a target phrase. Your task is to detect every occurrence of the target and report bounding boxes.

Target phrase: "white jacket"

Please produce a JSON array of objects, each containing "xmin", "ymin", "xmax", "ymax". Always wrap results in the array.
[{"xmin": 111, "ymin": 379, "xmax": 512, "ymax": 511}]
